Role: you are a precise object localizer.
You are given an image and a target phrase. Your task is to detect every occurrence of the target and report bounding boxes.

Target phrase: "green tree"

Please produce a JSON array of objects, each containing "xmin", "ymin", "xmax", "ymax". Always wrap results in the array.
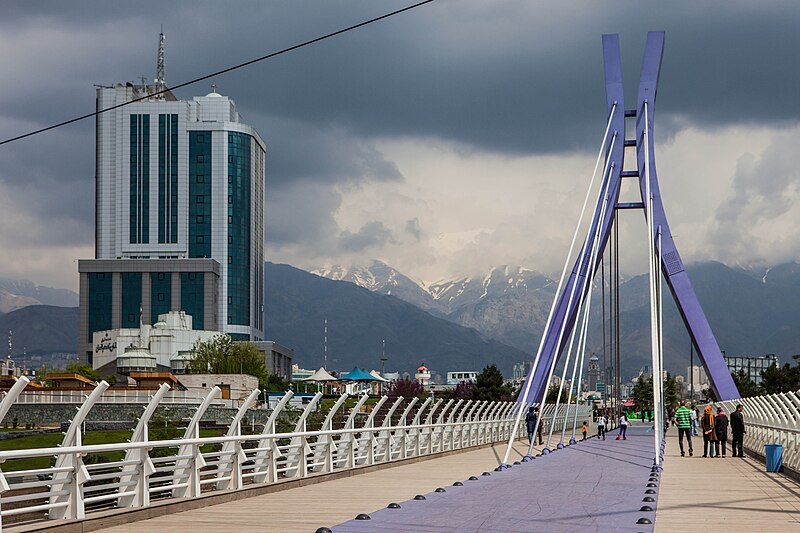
[
  {"xmin": 473, "ymin": 364, "xmax": 514, "ymax": 401},
  {"xmin": 760, "ymin": 358, "xmax": 800, "ymax": 394},
  {"xmin": 731, "ymin": 369, "xmax": 762, "ymax": 398},
  {"xmin": 632, "ymin": 375, "xmax": 653, "ymax": 409},
  {"xmin": 66, "ymin": 361, "xmax": 101, "ymax": 382},
  {"xmin": 545, "ymin": 384, "xmax": 568, "ymax": 403},
  {"xmin": 663, "ymin": 373, "xmax": 679, "ymax": 408},
  {"xmin": 190, "ymin": 335, "xmax": 269, "ymax": 386}
]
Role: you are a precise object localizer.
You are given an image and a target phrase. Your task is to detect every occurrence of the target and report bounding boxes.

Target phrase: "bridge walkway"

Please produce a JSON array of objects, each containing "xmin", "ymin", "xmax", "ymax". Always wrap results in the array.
[
  {"xmin": 336, "ymin": 422, "xmax": 656, "ymax": 532},
  {"xmin": 655, "ymin": 429, "xmax": 800, "ymax": 532},
  {"xmin": 94, "ymin": 437, "xmax": 541, "ymax": 533}
]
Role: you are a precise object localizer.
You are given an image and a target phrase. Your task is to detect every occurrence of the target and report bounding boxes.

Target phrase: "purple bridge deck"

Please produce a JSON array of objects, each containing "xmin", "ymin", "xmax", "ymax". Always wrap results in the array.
[{"xmin": 335, "ymin": 423, "xmax": 659, "ymax": 533}]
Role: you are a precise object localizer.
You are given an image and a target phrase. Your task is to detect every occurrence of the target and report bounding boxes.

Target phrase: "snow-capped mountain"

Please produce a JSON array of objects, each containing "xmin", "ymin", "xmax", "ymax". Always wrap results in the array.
[
  {"xmin": 312, "ymin": 260, "xmax": 441, "ymax": 313},
  {"xmin": 428, "ymin": 266, "xmax": 554, "ymax": 314},
  {"xmin": 0, "ymin": 277, "xmax": 78, "ymax": 314}
]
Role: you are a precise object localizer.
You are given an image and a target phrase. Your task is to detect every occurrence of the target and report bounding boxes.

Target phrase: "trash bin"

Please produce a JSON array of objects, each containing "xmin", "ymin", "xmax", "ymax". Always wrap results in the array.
[{"xmin": 765, "ymin": 444, "xmax": 783, "ymax": 472}]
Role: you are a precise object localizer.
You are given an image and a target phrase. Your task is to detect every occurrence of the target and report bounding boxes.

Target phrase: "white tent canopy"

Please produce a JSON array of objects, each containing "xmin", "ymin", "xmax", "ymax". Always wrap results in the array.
[{"xmin": 302, "ymin": 367, "xmax": 338, "ymax": 382}]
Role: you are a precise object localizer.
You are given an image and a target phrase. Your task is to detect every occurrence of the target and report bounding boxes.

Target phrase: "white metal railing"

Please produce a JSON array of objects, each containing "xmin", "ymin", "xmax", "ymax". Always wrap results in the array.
[
  {"xmin": 0, "ymin": 378, "xmax": 530, "ymax": 530},
  {"xmin": 718, "ymin": 390, "xmax": 800, "ymax": 473}
]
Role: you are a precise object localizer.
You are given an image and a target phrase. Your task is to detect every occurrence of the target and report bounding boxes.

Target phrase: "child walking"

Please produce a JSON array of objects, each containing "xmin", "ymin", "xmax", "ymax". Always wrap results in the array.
[{"xmin": 581, "ymin": 421, "xmax": 588, "ymax": 441}]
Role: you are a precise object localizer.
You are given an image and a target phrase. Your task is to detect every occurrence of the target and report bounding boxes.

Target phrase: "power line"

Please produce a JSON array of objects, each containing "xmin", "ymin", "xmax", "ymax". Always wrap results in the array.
[{"xmin": 0, "ymin": 0, "xmax": 435, "ymax": 147}]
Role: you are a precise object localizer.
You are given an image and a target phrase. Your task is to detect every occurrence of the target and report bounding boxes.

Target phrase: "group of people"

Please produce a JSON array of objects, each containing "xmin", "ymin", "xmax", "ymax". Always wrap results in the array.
[
  {"xmin": 525, "ymin": 401, "xmax": 747, "ymax": 458},
  {"xmin": 673, "ymin": 400, "xmax": 746, "ymax": 458},
  {"xmin": 525, "ymin": 406, "xmax": 631, "ymax": 445}
]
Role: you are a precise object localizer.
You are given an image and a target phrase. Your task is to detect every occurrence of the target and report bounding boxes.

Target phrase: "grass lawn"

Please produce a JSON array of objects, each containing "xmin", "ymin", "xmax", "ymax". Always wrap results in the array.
[{"xmin": 0, "ymin": 428, "xmax": 224, "ymax": 473}]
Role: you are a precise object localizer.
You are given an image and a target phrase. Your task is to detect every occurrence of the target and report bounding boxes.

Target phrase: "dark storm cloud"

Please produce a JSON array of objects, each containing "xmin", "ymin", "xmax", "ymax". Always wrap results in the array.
[
  {"xmin": 1, "ymin": 0, "xmax": 798, "ymax": 286},
  {"xmin": 3, "ymin": 1, "xmax": 798, "ymax": 158},
  {"xmin": 255, "ymin": 114, "xmax": 402, "ymax": 189},
  {"xmin": 339, "ymin": 221, "xmax": 395, "ymax": 252}
]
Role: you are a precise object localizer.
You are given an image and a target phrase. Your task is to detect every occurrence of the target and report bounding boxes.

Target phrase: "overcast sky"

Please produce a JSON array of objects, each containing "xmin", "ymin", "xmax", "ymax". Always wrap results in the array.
[{"xmin": 1, "ymin": 1, "xmax": 798, "ymax": 291}]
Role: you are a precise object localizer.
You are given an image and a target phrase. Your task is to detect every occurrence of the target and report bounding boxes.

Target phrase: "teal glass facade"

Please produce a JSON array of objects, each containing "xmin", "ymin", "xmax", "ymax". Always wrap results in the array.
[
  {"xmin": 129, "ymin": 114, "xmax": 150, "ymax": 244},
  {"xmin": 87, "ymin": 272, "xmax": 112, "ymax": 345},
  {"xmin": 180, "ymin": 272, "xmax": 204, "ymax": 330},
  {"xmin": 121, "ymin": 272, "xmax": 142, "ymax": 327},
  {"xmin": 150, "ymin": 272, "xmax": 171, "ymax": 324},
  {"xmin": 227, "ymin": 132, "xmax": 251, "ymax": 326},
  {"xmin": 158, "ymin": 114, "xmax": 179, "ymax": 244},
  {"xmin": 189, "ymin": 131, "xmax": 212, "ymax": 258}
]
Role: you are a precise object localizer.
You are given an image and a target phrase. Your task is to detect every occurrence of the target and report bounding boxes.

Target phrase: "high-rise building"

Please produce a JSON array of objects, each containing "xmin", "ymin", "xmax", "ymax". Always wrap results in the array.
[
  {"xmin": 79, "ymin": 33, "xmax": 265, "ymax": 367},
  {"xmin": 587, "ymin": 354, "xmax": 600, "ymax": 392}
]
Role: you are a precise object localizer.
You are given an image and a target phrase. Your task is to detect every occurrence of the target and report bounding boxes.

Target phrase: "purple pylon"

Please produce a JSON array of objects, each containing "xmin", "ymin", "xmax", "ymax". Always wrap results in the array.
[{"xmin": 519, "ymin": 32, "xmax": 739, "ymax": 405}]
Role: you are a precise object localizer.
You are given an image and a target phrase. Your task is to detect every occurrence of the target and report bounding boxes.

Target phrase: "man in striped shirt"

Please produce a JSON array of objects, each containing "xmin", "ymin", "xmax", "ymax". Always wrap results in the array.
[{"xmin": 674, "ymin": 400, "xmax": 694, "ymax": 457}]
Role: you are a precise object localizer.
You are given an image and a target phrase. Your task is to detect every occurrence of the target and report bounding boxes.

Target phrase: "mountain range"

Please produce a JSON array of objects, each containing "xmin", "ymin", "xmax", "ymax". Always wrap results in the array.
[
  {"xmin": 314, "ymin": 260, "xmax": 800, "ymax": 378},
  {"xmin": 0, "ymin": 278, "xmax": 78, "ymax": 314},
  {"xmin": 1, "ymin": 260, "xmax": 798, "ymax": 381}
]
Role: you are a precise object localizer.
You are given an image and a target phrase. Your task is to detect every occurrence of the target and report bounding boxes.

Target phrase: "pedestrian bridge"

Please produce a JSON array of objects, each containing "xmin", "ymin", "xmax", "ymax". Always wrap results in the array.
[{"xmin": 0, "ymin": 378, "xmax": 798, "ymax": 532}]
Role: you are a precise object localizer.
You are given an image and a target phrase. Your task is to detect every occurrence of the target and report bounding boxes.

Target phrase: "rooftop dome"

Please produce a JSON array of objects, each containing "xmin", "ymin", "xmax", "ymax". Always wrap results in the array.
[
  {"xmin": 417, "ymin": 363, "xmax": 429, "ymax": 372},
  {"xmin": 205, "ymin": 91, "xmax": 223, "ymax": 97}
]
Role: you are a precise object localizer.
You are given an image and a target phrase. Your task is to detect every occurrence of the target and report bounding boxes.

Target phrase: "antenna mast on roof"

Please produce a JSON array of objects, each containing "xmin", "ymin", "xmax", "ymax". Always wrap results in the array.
[{"xmin": 155, "ymin": 27, "xmax": 166, "ymax": 94}]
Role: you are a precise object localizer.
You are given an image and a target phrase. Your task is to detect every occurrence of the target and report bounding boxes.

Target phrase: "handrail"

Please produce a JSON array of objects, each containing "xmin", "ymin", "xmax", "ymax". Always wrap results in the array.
[
  {"xmin": 718, "ymin": 389, "xmax": 800, "ymax": 473},
  {"xmin": 0, "ymin": 387, "xmax": 559, "ymax": 531}
]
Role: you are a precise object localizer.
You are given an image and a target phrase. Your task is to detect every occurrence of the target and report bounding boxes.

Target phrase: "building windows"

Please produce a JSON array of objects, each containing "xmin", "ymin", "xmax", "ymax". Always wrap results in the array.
[
  {"xmin": 158, "ymin": 114, "xmax": 179, "ymax": 244},
  {"xmin": 150, "ymin": 272, "xmax": 171, "ymax": 324},
  {"xmin": 189, "ymin": 131, "xmax": 211, "ymax": 258},
  {"xmin": 227, "ymin": 133, "xmax": 251, "ymax": 327},
  {"xmin": 88, "ymin": 273, "xmax": 112, "ymax": 343},
  {"xmin": 181, "ymin": 272, "xmax": 204, "ymax": 330},
  {"xmin": 121, "ymin": 272, "xmax": 142, "ymax": 327},
  {"xmin": 129, "ymin": 114, "xmax": 150, "ymax": 244}
]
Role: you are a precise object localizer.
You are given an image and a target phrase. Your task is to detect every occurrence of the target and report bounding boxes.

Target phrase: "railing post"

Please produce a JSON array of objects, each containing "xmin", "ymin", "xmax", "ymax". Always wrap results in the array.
[
  {"xmin": 252, "ymin": 391, "xmax": 294, "ymax": 484},
  {"xmin": 377, "ymin": 396, "xmax": 404, "ymax": 462},
  {"xmin": 310, "ymin": 393, "xmax": 349, "ymax": 473},
  {"xmin": 444, "ymin": 399, "xmax": 464, "ymax": 450},
  {"xmin": 285, "ymin": 392, "xmax": 323, "ymax": 478},
  {"xmin": 409, "ymin": 397, "xmax": 432, "ymax": 457},
  {"xmin": 358, "ymin": 396, "xmax": 387, "ymax": 466},
  {"xmin": 118, "ymin": 383, "xmax": 170, "ymax": 508},
  {"xmin": 338, "ymin": 393, "xmax": 369, "ymax": 469},
  {"xmin": 217, "ymin": 388, "xmax": 260, "ymax": 491},
  {"xmin": 173, "ymin": 386, "xmax": 221, "ymax": 498},
  {"xmin": 50, "ymin": 381, "xmax": 109, "ymax": 520},
  {"xmin": 396, "ymin": 398, "xmax": 419, "ymax": 460}
]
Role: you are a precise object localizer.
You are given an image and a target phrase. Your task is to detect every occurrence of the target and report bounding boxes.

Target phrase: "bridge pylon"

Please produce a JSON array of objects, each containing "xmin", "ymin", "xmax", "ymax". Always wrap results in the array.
[{"xmin": 518, "ymin": 32, "xmax": 739, "ymax": 408}]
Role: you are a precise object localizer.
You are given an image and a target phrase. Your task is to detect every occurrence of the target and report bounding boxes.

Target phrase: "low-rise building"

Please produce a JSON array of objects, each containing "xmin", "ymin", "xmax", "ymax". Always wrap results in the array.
[
  {"xmin": 446, "ymin": 371, "xmax": 477, "ymax": 385},
  {"xmin": 178, "ymin": 373, "xmax": 258, "ymax": 401},
  {"xmin": 252, "ymin": 341, "xmax": 293, "ymax": 381},
  {"xmin": 92, "ymin": 311, "xmax": 219, "ymax": 375}
]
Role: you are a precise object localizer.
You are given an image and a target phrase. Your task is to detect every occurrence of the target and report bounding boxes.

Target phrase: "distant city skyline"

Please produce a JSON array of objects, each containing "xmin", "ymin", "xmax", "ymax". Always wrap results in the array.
[{"xmin": 1, "ymin": 1, "xmax": 798, "ymax": 291}]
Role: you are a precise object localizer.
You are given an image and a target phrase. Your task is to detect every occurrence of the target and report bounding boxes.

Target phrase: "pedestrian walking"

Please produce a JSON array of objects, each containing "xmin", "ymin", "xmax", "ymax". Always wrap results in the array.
[
  {"xmin": 581, "ymin": 421, "xmax": 588, "ymax": 441},
  {"xmin": 616, "ymin": 414, "xmax": 629, "ymax": 440},
  {"xmin": 701, "ymin": 405, "xmax": 717, "ymax": 457},
  {"xmin": 715, "ymin": 407, "xmax": 729, "ymax": 457},
  {"xmin": 596, "ymin": 414, "xmax": 606, "ymax": 440},
  {"xmin": 690, "ymin": 404, "xmax": 698, "ymax": 436},
  {"xmin": 673, "ymin": 400, "xmax": 693, "ymax": 457},
  {"xmin": 730, "ymin": 404, "xmax": 746, "ymax": 458},
  {"xmin": 526, "ymin": 406, "xmax": 543, "ymax": 446}
]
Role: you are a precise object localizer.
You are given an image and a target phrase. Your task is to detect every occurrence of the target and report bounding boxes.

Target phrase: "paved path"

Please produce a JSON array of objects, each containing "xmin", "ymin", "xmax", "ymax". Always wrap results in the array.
[
  {"xmin": 656, "ymin": 430, "xmax": 800, "ymax": 532},
  {"xmin": 97, "ymin": 438, "xmax": 541, "ymax": 533},
  {"xmin": 336, "ymin": 423, "xmax": 657, "ymax": 532}
]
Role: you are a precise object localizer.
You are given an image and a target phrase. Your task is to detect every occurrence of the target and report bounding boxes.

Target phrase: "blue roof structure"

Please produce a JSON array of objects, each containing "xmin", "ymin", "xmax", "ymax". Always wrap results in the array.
[{"xmin": 340, "ymin": 367, "xmax": 384, "ymax": 382}]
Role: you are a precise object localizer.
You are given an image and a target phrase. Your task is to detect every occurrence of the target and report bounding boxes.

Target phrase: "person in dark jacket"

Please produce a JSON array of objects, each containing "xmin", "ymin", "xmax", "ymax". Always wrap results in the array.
[
  {"xmin": 730, "ymin": 404, "xmax": 746, "ymax": 458},
  {"xmin": 701, "ymin": 405, "xmax": 717, "ymax": 457},
  {"xmin": 526, "ymin": 407, "xmax": 543, "ymax": 445},
  {"xmin": 714, "ymin": 407, "xmax": 729, "ymax": 457}
]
